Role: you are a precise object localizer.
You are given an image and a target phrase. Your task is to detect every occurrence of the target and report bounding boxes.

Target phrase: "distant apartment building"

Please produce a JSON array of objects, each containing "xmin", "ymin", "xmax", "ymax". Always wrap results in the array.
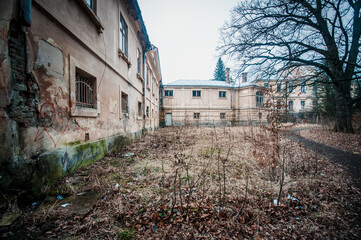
[
  {"xmin": 0, "ymin": 0, "xmax": 161, "ymax": 191},
  {"xmin": 162, "ymin": 72, "xmax": 266, "ymax": 126}
]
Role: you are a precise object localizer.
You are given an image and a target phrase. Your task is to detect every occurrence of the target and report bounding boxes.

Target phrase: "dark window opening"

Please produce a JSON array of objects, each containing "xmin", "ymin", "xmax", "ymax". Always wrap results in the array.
[
  {"xmin": 256, "ymin": 91, "xmax": 263, "ymax": 107},
  {"xmin": 76, "ymin": 71, "xmax": 96, "ymax": 108},
  {"xmin": 219, "ymin": 91, "xmax": 226, "ymax": 98},
  {"xmin": 121, "ymin": 92, "xmax": 128, "ymax": 114},
  {"xmin": 192, "ymin": 90, "xmax": 201, "ymax": 97},
  {"xmin": 220, "ymin": 113, "xmax": 225, "ymax": 119},
  {"xmin": 164, "ymin": 90, "xmax": 173, "ymax": 97},
  {"xmin": 194, "ymin": 113, "xmax": 200, "ymax": 119},
  {"xmin": 138, "ymin": 101, "xmax": 142, "ymax": 116}
]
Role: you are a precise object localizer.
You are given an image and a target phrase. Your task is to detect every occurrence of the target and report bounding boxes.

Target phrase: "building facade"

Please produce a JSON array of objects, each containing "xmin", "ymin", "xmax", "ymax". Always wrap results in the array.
[
  {"xmin": 254, "ymin": 79, "xmax": 317, "ymax": 121},
  {"xmin": 0, "ymin": 0, "xmax": 161, "ymax": 191},
  {"xmin": 162, "ymin": 74, "xmax": 267, "ymax": 126}
]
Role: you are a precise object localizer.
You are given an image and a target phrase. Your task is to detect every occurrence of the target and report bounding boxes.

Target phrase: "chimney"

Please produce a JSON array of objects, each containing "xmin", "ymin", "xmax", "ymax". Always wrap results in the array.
[
  {"xmin": 226, "ymin": 68, "xmax": 230, "ymax": 83},
  {"xmin": 242, "ymin": 72, "xmax": 247, "ymax": 83}
]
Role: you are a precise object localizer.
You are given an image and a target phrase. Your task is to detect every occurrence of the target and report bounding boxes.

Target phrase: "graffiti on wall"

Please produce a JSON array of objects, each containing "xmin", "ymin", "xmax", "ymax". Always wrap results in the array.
[{"xmin": 34, "ymin": 102, "xmax": 70, "ymax": 148}]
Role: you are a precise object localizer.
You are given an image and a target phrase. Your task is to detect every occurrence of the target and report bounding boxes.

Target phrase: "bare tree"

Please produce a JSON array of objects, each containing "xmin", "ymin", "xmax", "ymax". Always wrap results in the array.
[{"xmin": 219, "ymin": 0, "xmax": 361, "ymax": 133}]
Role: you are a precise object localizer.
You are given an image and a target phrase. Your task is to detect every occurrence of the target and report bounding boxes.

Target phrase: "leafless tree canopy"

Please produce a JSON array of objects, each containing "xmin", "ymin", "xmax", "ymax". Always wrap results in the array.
[{"xmin": 220, "ymin": 0, "xmax": 361, "ymax": 83}]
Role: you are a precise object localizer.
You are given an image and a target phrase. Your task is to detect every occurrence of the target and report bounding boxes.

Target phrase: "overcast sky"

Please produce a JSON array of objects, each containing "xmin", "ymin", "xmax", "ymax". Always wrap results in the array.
[{"xmin": 138, "ymin": 0, "xmax": 240, "ymax": 84}]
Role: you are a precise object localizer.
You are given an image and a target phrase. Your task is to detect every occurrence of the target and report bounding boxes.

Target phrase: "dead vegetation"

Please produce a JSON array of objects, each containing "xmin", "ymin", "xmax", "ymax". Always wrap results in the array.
[{"xmin": 3, "ymin": 124, "xmax": 361, "ymax": 239}]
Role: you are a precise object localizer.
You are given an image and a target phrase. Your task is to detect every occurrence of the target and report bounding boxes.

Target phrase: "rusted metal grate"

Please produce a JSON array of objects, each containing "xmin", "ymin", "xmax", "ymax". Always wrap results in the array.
[{"xmin": 76, "ymin": 72, "xmax": 94, "ymax": 108}]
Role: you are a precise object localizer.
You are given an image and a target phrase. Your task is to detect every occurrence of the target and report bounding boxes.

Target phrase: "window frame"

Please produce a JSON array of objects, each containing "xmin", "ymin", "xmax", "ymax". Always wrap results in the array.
[
  {"xmin": 301, "ymin": 100, "xmax": 306, "ymax": 110},
  {"xmin": 256, "ymin": 91, "xmax": 263, "ymax": 107},
  {"xmin": 300, "ymin": 82, "xmax": 306, "ymax": 93},
  {"xmin": 276, "ymin": 82, "xmax": 282, "ymax": 92},
  {"xmin": 119, "ymin": 13, "xmax": 127, "ymax": 57},
  {"xmin": 192, "ymin": 90, "xmax": 201, "ymax": 97},
  {"xmin": 137, "ymin": 49, "xmax": 141, "ymax": 74},
  {"xmin": 219, "ymin": 91, "xmax": 226, "ymax": 98},
  {"xmin": 193, "ymin": 113, "xmax": 200, "ymax": 119},
  {"xmin": 121, "ymin": 92, "xmax": 129, "ymax": 116},
  {"xmin": 288, "ymin": 100, "xmax": 294, "ymax": 110},
  {"xmin": 220, "ymin": 113, "xmax": 226, "ymax": 119},
  {"xmin": 164, "ymin": 90, "xmax": 173, "ymax": 97}
]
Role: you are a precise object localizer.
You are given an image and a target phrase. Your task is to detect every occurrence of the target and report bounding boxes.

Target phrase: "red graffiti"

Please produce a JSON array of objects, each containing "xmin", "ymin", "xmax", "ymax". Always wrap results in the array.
[{"xmin": 34, "ymin": 102, "xmax": 70, "ymax": 148}]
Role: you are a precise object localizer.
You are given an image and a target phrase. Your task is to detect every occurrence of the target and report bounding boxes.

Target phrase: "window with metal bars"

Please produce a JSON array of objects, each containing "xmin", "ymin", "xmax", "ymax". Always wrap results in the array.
[{"xmin": 76, "ymin": 71, "xmax": 95, "ymax": 108}]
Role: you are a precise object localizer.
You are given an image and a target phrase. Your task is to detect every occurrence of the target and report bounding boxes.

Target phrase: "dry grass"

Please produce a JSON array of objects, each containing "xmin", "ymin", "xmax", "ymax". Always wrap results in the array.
[{"xmin": 14, "ymin": 125, "xmax": 361, "ymax": 239}]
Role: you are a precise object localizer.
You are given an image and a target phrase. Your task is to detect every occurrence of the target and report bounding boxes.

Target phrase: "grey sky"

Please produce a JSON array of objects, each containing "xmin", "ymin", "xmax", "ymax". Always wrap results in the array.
[{"xmin": 138, "ymin": 0, "xmax": 240, "ymax": 84}]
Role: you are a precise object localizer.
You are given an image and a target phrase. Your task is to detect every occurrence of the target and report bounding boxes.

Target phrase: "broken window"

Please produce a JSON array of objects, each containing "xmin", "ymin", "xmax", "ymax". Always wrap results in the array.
[
  {"xmin": 76, "ymin": 70, "xmax": 96, "ymax": 108},
  {"xmin": 121, "ymin": 92, "xmax": 128, "ymax": 114}
]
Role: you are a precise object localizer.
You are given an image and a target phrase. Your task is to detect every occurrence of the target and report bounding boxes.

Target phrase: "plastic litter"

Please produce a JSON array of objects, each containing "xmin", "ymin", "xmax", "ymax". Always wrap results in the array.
[
  {"xmin": 123, "ymin": 153, "xmax": 134, "ymax": 157},
  {"xmin": 115, "ymin": 183, "xmax": 120, "ymax": 188},
  {"xmin": 102, "ymin": 195, "xmax": 108, "ymax": 200},
  {"xmin": 32, "ymin": 202, "xmax": 37, "ymax": 206},
  {"xmin": 76, "ymin": 192, "xmax": 86, "ymax": 196},
  {"xmin": 60, "ymin": 203, "xmax": 71, "ymax": 208},
  {"xmin": 57, "ymin": 195, "xmax": 64, "ymax": 200},
  {"xmin": 273, "ymin": 199, "xmax": 278, "ymax": 206},
  {"xmin": 287, "ymin": 195, "xmax": 299, "ymax": 202}
]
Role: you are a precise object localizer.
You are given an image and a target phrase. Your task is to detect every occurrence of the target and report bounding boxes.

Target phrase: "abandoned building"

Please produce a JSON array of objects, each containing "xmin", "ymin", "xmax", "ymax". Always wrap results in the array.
[
  {"xmin": 162, "ymin": 71, "xmax": 267, "ymax": 126},
  {"xmin": 0, "ymin": 0, "xmax": 161, "ymax": 192},
  {"xmin": 163, "ymin": 68, "xmax": 318, "ymax": 126}
]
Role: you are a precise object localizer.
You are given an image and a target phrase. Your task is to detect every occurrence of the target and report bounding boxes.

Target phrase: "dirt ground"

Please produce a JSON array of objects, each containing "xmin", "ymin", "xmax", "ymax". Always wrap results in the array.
[{"xmin": 1, "ymin": 124, "xmax": 361, "ymax": 239}]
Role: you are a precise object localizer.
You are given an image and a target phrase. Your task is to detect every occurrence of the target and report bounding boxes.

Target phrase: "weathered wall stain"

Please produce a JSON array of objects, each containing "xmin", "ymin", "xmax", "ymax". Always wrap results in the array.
[{"xmin": 34, "ymin": 102, "xmax": 70, "ymax": 148}]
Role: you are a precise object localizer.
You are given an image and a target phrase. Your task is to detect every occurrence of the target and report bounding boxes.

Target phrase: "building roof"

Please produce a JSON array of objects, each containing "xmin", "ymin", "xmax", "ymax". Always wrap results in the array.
[{"xmin": 164, "ymin": 79, "xmax": 260, "ymax": 89}]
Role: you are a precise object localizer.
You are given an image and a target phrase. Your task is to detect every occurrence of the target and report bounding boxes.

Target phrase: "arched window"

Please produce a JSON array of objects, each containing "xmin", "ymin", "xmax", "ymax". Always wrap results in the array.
[{"xmin": 256, "ymin": 92, "xmax": 263, "ymax": 107}]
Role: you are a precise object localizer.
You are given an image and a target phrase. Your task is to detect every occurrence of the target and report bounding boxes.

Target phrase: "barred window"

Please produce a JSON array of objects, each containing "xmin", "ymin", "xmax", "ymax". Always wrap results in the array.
[
  {"xmin": 121, "ymin": 92, "xmax": 128, "ymax": 114},
  {"xmin": 76, "ymin": 71, "xmax": 95, "ymax": 108},
  {"xmin": 194, "ymin": 113, "xmax": 200, "ymax": 119}
]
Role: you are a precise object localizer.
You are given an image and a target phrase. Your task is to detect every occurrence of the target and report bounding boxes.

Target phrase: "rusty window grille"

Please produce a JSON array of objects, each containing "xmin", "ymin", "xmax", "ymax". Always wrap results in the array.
[
  {"xmin": 121, "ymin": 92, "xmax": 128, "ymax": 114},
  {"xmin": 76, "ymin": 72, "xmax": 95, "ymax": 108}
]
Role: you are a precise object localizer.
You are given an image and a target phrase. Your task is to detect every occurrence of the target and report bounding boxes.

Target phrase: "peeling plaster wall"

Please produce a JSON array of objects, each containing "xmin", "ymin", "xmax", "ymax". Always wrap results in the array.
[{"xmin": 0, "ymin": 0, "xmax": 161, "ymax": 192}]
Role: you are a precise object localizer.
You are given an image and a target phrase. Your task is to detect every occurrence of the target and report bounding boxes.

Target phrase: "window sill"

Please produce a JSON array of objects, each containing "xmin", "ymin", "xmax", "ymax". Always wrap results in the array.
[
  {"xmin": 118, "ymin": 49, "xmax": 131, "ymax": 67},
  {"xmin": 72, "ymin": 106, "xmax": 98, "ymax": 117},
  {"xmin": 75, "ymin": 0, "xmax": 104, "ymax": 33},
  {"xmin": 192, "ymin": 97, "xmax": 201, "ymax": 98},
  {"xmin": 218, "ymin": 97, "xmax": 227, "ymax": 100}
]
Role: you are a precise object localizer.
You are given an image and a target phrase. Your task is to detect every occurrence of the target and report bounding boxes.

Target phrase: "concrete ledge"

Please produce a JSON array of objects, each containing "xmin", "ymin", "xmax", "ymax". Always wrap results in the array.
[{"xmin": 2, "ymin": 130, "xmax": 143, "ymax": 195}]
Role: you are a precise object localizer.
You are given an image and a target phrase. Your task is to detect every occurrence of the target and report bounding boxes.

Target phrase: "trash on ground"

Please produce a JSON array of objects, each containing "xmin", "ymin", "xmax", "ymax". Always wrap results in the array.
[
  {"xmin": 57, "ymin": 195, "xmax": 64, "ymax": 200},
  {"xmin": 123, "ymin": 153, "xmax": 134, "ymax": 157},
  {"xmin": 60, "ymin": 203, "xmax": 71, "ymax": 208}
]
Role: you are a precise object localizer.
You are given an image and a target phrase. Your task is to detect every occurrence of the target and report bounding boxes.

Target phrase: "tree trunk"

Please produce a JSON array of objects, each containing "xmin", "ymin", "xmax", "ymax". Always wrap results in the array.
[{"xmin": 333, "ymin": 83, "xmax": 354, "ymax": 133}]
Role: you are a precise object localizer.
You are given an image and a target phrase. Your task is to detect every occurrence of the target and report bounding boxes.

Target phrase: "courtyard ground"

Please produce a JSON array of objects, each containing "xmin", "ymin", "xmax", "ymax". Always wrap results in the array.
[{"xmin": 1, "ymin": 124, "xmax": 361, "ymax": 239}]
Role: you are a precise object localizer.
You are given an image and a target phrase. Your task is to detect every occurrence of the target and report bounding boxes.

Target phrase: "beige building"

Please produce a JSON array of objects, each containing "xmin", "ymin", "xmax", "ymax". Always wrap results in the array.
[
  {"xmin": 0, "ymin": 0, "xmax": 161, "ymax": 191},
  {"xmin": 163, "ymin": 73, "xmax": 267, "ymax": 126},
  {"xmin": 254, "ymin": 79, "xmax": 317, "ymax": 121}
]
